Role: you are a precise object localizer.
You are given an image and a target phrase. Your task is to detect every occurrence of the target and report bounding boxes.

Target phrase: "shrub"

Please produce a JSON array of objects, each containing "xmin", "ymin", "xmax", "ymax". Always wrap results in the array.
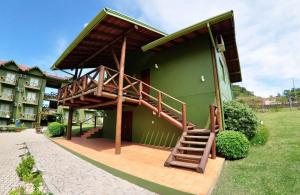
[
  {"xmin": 9, "ymin": 187, "xmax": 26, "ymax": 195},
  {"xmin": 16, "ymin": 155, "xmax": 35, "ymax": 181},
  {"xmin": 250, "ymin": 125, "xmax": 269, "ymax": 146},
  {"xmin": 223, "ymin": 101, "xmax": 259, "ymax": 139},
  {"xmin": 47, "ymin": 122, "xmax": 64, "ymax": 137},
  {"xmin": 217, "ymin": 131, "xmax": 250, "ymax": 160}
]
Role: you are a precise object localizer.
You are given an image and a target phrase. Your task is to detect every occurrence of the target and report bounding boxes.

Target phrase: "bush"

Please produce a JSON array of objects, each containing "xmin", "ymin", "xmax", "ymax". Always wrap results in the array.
[
  {"xmin": 217, "ymin": 131, "xmax": 250, "ymax": 160},
  {"xmin": 224, "ymin": 101, "xmax": 259, "ymax": 139},
  {"xmin": 16, "ymin": 155, "xmax": 35, "ymax": 181},
  {"xmin": 47, "ymin": 122, "xmax": 64, "ymax": 137},
  {"xmin": 250, "ymin": 125, "xmax": 269, "ymax": 146},
  {"xmin": 9, "ymin": 187, "xmax": 26, "ymax": 195}
]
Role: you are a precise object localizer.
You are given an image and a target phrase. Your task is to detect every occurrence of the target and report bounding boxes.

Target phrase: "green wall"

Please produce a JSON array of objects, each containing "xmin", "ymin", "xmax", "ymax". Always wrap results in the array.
[{"xmin": 102, "ymin": 35, "xmax": 218, "ymax": 147}]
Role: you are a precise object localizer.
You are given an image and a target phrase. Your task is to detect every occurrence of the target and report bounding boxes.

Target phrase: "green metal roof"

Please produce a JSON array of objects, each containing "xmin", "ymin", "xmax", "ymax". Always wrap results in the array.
[
  {"xmin": 51, "ymin": 8, "xmax": 167, "ymax": 70},
  {"xmin": 141, "ymin": 11, "xmax": 233, "ymax": 51}
]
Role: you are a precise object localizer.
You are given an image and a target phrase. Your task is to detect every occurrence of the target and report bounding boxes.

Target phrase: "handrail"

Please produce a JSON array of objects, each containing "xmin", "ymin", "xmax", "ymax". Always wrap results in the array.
[
  {"xmin": 58, "ymin": 65, "xmax": 188, "ymax": 130},
  {"xmin": 198, "ymin": 105, "xmax": 218, "ymax": 172}
]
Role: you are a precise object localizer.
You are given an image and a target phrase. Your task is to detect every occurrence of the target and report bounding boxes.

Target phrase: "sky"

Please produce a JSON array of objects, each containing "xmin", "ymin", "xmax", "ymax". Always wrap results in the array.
[{"xmin": 0, "ymin": 0, "xmax": 299, "ymax": 97}]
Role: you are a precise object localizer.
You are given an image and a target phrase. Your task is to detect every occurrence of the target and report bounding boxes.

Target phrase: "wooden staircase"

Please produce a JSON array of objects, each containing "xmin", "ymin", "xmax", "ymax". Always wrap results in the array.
[
  {"xmin": 57, "ymin": 65, "xmax": 220, "ymax": 173},
  {"xmin": 81, "ymin": 127, "xmax": 102, "ymax": 139}
]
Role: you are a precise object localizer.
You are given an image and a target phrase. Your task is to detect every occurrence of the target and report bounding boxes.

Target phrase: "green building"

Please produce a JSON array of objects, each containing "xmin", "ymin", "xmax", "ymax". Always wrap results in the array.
[
  {"xmin": 52, "ymin": 8, "xmax": 241, "ymax": 172},
  {"xmin": 0, "ymin": 60, "xmax": 98, "ymax": 129}
]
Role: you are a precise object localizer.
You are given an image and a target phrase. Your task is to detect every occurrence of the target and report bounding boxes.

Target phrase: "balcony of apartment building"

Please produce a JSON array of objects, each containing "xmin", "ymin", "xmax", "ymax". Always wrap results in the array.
[
  {"xmin": 24, "ymin": 77, "xmax": 41, "ymax": 90},
  {"xmin": 0, "ymin": 72, "xmax": 17, "ymax": 86},
  {"xmin": 0, "ymin": 103, "xmax": 11, "ymax": 119},
  {"xmin": 22, "ymin": 91, "xmax": 39, "ymax": 105},
  {"xmin": 20, "ymin": 106, "xmax": 36, "ymax": 121},
  {"xmin": 0, "ymin": 86, "xmax": 14, "ymax": 102}
]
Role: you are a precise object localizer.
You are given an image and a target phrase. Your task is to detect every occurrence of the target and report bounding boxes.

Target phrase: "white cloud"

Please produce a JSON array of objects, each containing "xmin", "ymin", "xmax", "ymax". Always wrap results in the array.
[
  {"xmin": 116, "ymin": 0, "xmax": 300, "ymax": 97},
  {"xmin": 83, "ymin": 22, "xmax": 89, "ymax": 28}
]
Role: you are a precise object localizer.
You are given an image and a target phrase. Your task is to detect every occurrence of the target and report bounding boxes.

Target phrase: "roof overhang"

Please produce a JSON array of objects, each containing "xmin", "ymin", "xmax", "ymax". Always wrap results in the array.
[
  {"xmin": 141, "ymin": 11, "xmax": 242, "ymax": 83},
  {"xmin": 51, "ymin": 8, "xmax": 166, "ymax": 70}
]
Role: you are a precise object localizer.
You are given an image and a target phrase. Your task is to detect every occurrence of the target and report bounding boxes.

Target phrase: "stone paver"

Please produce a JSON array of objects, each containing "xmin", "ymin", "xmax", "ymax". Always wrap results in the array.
[
  {"xmin": 0, "ymin": 130, "xmax": 155, "ymax": 195},
  {"xmin": 0, "ymin": 131, "xmax": 34, "ymax": 194}
]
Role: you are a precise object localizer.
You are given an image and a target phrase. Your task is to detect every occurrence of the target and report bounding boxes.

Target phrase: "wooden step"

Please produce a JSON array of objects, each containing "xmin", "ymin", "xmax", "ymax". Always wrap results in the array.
[
  {"xmin": 174, "ymin": 153, "xmax": 202, "ymax": 160},
  {"xmin": 169, "ymin": 160, "xmax": 198, "ymax": 169},
  {"xmin": 184, "ymin": 135, "xmax": 209, "ymax": 139},
  {"xmin": 178, "ymin": 147, "xmax": 205, "ymax": 152},
  {"xmin": 187, "ymin": 129, "xmax": 210, "ymax": 134},
  {"xmin": 181, "ymin": 140, "xmax": 207, "ymax": 145}
]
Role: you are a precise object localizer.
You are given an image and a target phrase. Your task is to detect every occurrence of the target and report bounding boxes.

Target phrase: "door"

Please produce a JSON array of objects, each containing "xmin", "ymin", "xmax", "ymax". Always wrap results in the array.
[
  {"xmin": 121, "ymin": 111, "xmax": 133, "ymax": 142},
  {"xmin": 141, "ymin": 69, "xmax": 150, "ymax": 94}
]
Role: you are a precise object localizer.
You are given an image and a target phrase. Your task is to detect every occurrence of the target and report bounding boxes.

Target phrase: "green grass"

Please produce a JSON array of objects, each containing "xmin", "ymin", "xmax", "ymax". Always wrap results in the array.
[
  {"xmin": 250, "ymin": 125, "xmax": 269, "ymax": 146},
  {"xmin": 213, "ymin": 109, "xmax": 300, "ymax": 195}
]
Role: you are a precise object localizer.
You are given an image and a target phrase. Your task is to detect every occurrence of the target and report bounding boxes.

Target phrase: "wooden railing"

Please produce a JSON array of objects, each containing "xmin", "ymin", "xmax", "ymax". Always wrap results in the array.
[
  {"xmin": 198, "ymin": 105, "xmax": 219, "ymax": 173},
  {"xmin": 58, "ymin": 65, "xmax": 187, "ymax": 130}
]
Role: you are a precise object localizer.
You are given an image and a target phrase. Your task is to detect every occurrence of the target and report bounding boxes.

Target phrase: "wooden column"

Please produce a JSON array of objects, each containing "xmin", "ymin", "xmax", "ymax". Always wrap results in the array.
[
  {"xmin": 115, "ymin": 36, "xmax": 127, "ymax": 154},
  {"xmin": 66, "ymin": 107, "xmax": 73, "ymax": 140}
]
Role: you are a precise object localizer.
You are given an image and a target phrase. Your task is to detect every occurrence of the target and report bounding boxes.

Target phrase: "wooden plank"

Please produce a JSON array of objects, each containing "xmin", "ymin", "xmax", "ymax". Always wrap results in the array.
[{"xmin": 197, "ymin": 133, "xmax": 215, "ymax": 173}]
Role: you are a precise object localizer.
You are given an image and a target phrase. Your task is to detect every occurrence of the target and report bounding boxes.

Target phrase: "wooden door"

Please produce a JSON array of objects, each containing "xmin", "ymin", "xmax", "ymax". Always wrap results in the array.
[
  {"xmin": 141, "ymin": 69, "xmax": 150, "ymax": 94},
  {"xmin": 121, "ymin": 111, "xmax": 133, "ymax": 141}
]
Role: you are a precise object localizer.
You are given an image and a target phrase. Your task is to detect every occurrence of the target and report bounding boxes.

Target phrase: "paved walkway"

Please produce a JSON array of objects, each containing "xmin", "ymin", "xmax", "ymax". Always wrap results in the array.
[{"xmin": 0, "ymin": 130, "xmax": 155, "ymax": 195}]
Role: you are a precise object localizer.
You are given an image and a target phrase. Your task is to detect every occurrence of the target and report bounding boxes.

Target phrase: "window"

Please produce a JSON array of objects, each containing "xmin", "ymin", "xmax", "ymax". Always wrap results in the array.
[
  {"xmin": 0, "ymin": 104, "xmax": 10, "ymax": 111},
  {"xmin": 0, "ymin": 120, "xmax": 7, "ymax": 125},
  {"xmin": 29, "ymin": 78, "xmax": 39, "ymax": 87},
  {"xmin": 5, "ymin": 73, "xmax": 16, "ymax": 83},
  {"xmin": 27, "ymin": 91, "xmax": 37, "ymax": 101},
  {"xmin": 24, "ymin": 106, "xmax": 34, "ymax": 114},
  {"xmin": 2, "ymin": 88, "xmax": 13, "ymax": 98}
]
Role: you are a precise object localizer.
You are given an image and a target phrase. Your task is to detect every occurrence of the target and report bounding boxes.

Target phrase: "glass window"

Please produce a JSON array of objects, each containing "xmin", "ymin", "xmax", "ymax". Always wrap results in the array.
[
  {"xmin": 0, "ymin": 120, "xmax": 7, "ymax": 125},
  {"xmin": 24, "ymin": 107, "xmax": 34, "ymax": 114},
  {"xmin": 27, "ymin": 92, "xmax": 37, "ymax": 101},
  {"xmin": 0, "ymin": 104, "xmax": 10, "ymax": 111},
  {"xmin": 2, "ymin": 87, "xmax": 13, "ymax": 96},
  {"xmin": 29, "ymin": 78, "xmax": 39, "ymax": 87},
  {"xmin": 5, "ymin": 73, "xmax": 16, "ymax": 82}
]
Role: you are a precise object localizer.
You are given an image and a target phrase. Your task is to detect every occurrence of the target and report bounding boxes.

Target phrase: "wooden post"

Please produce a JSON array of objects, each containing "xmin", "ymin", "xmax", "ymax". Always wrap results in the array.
[
  {"xmin": 139, "ymin": 81, "xmax": 143, "ymax": 105},
  {"xmin": 97, "ymin": 66, "xmax": 105, "ymax": 96},
  {"xmin": 158, "ymin": 92, "xmax": 162, "ymax": 117},
  {"xmin": 210, "ymin": 105, "xmax": 216, "ymax": 159},
  {"xmin": 115, "ymin": 36, "xmax": 127, "ymax": 154},
  {"xmin": 66, "ymin": 107, "xmax": 73, "ymax": 140},
  {"xmin": 182, "ymin": 104, "xmax": 187, "ymax": 130},
  {"xmin": 79, "ymin": 122, "xmax": 82, "ymax": 136},
  {"xmin": 94, "ymin": 116, "xmax": 97, "ymax": 128}
]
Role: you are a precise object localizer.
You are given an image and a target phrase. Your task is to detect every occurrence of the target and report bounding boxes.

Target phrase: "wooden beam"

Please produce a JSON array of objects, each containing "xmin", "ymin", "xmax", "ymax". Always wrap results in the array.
[
  {"xmin": 115, "ymin": 36, "xmax": 127, "ymax": 154},
  {"xmin": 111, "ymin": 49, "xmax": 120, "ymax": 70},
  {"xmin": 210, "ymin": 44, "xmax": 223, "ymax": 130},
  {"xmin": 79, "ymin": 100, "xmax": 117, "ymax": 109},
  {"xmin": 66, "ymin": 107, "xmax": 73, "ymax": 140},
  {"xmin": 77, "ymin": 27, "xmax": 134, "ymax": 68}
]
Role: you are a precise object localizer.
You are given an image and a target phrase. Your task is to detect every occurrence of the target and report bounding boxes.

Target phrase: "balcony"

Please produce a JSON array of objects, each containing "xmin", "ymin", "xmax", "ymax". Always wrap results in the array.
[
  {"xmin": 0, "ymin": 110, "xmax": 11, "ymax": 118},
  {"xmin": 0, "ymin": 76, "xmax": 16, "ymax": 85},
  {"xmin": 24, "ymin": 81, "xmax": 40, "ymax": 90},
  {"xmin": 0, "ymin": 94, "xmax": 14, "ymax": 101},
  {"xmin": 20, "ymin": 113, "xmax": 36, "ymax": 121},
  {"xmin": 22, "ymin": 97, "xmax": 38, "ymax": 105}
]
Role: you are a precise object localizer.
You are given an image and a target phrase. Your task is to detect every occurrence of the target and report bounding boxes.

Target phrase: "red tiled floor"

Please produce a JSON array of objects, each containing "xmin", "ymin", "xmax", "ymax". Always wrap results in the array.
[{"xmin": 54, "ymin": 137, "xmax": 224, "ymax": 195}]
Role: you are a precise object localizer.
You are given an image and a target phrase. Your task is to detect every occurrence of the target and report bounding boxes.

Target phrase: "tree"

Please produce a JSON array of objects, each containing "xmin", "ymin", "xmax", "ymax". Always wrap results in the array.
[{"xmin": 232, "ymin": 85, "xmax": 254, "ymax": 98}]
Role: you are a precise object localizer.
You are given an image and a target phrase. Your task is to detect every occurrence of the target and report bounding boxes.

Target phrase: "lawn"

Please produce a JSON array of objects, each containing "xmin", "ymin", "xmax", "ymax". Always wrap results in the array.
[{"xmin": 213, "ymin": 109, "xmax": 300, "ymax": 195}]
